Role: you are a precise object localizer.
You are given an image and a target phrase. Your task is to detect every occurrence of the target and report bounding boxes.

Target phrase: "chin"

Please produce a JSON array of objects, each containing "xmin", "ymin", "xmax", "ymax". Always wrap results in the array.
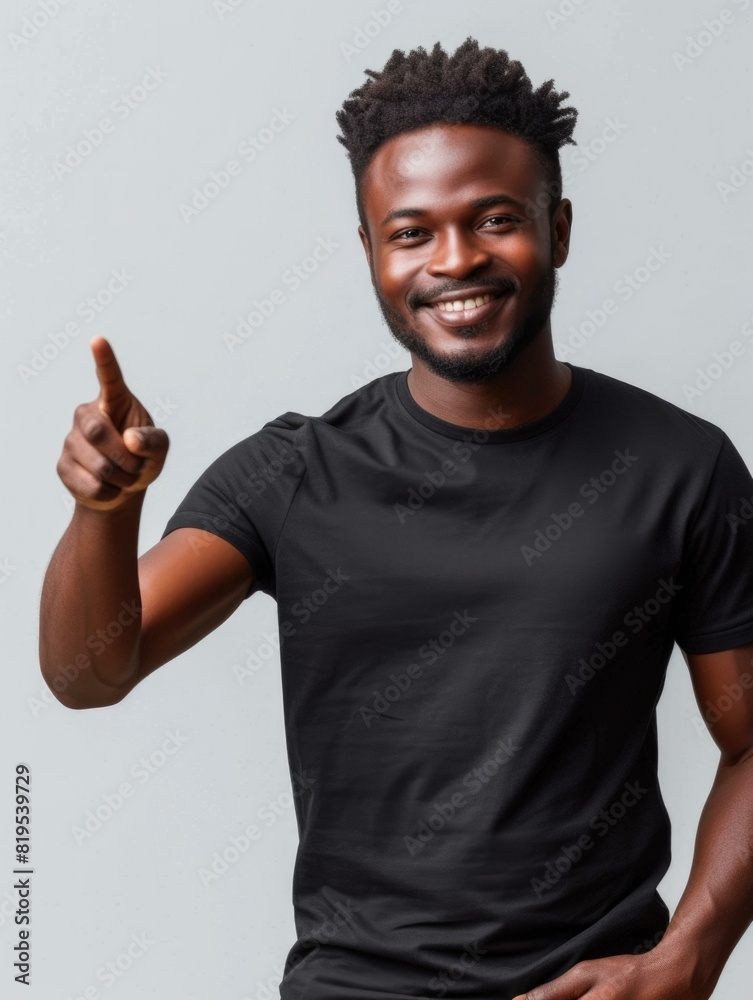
[{"xmin": 416, "ymin": 344, "xmax": 520, "ymax": 384}]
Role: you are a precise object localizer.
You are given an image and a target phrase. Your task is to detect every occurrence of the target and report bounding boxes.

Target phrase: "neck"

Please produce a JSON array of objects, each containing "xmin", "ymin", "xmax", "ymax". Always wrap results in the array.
[{"xmin": 406, "ymin": 340, "xmax": 571, "ymax": 433}]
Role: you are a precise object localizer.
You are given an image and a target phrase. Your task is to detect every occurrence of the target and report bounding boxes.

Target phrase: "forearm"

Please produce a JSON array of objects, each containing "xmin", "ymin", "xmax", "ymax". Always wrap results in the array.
[
  {"xmin": 38, "ymin": 493, "xmax": 145, "ymax": 707},
  {"xmin": 652, "ymin": 747, "xmax": 753, "ymax": 993}
]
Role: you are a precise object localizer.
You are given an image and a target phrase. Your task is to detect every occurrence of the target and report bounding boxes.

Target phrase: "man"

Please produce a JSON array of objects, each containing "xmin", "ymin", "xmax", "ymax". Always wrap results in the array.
[{"xmin": 40, "ymin": 37, "xmax": 753, "ymax": 1000}]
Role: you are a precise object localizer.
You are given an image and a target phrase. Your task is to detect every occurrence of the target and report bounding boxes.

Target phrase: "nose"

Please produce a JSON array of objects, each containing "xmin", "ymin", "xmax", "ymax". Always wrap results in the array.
[{"xmin": 426, "ymin": 226, "xmax": 493, "ymax": 278}]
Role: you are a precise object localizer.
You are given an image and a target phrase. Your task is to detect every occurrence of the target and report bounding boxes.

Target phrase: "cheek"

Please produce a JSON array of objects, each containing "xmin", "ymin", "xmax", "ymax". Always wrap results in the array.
[
  {"xmin": 503, "ymin": 234, "xmax": 551, "ymax": 288},
  {"xmin": 374, "ymin": 254, "xmax": 416, "ymax": 302}
]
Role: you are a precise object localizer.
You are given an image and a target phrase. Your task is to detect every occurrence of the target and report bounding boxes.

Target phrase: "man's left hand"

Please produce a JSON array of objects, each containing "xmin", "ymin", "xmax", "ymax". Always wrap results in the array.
[{"xmin": 511, "ymin": 949, "xmax": 713, "ymax": 1000}]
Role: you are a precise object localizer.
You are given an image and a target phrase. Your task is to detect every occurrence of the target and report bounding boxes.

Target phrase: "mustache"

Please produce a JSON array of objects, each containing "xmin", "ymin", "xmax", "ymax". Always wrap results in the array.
[{"xmin": 411, "ymin": 276, "xmax": 518, "ymax": 309}]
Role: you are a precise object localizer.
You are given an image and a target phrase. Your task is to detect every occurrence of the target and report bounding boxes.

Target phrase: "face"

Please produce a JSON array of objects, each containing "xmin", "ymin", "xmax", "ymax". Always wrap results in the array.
[{"xmin": 358, "ymin": 123, "xmax": 572, "ymax": 384}]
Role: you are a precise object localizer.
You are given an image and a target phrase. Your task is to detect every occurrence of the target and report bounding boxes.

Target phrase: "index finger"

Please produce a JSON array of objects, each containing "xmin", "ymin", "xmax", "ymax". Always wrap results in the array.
[{"xmin": 90, "ymin": 336, "xmax": 130, "ymax": 410}]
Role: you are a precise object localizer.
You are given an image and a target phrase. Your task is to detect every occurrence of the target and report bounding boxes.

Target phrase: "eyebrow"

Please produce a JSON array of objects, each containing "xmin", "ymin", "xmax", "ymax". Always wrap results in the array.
[{"xmin": 379, "ymin": 194, "xmax": 527, "ymax": 228}]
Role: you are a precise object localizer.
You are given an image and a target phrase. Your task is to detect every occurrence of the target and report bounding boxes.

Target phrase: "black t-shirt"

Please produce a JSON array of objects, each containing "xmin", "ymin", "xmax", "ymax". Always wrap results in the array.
[{"xmin": 160, "ymin": 362, "xmax": 753, "ymax": 999}]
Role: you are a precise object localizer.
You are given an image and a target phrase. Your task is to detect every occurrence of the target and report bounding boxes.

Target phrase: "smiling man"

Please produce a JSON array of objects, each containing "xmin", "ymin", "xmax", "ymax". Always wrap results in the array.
[
  {"xmin": 355, "ymin": 121, "xmax": 566, "ymax": 403},
  {"xmin": 40, "ymin": 37, "xmax": 753, "ymax": 1000}
]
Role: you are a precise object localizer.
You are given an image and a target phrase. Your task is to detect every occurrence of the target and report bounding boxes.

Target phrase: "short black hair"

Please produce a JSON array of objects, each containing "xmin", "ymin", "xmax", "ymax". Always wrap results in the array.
[{"xmin": 335, "ymin": 36, "xmax": 578, "ymax": 230}]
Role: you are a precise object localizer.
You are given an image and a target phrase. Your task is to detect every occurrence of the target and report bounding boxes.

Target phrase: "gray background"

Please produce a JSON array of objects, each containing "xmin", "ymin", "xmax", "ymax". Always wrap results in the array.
[{"xmin": 2, "ymin": 0, "xmax": 753, "ymax": 996}]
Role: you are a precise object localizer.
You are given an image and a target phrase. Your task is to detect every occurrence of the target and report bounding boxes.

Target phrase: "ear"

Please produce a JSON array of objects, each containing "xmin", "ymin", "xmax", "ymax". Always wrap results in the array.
[
  {"xmin": 358, "ymin": 224, "xmax": 373, "ymax": 270},
  {"xmin": 551, "ymin": 198, "xmax": 573, "ymax": 268}
]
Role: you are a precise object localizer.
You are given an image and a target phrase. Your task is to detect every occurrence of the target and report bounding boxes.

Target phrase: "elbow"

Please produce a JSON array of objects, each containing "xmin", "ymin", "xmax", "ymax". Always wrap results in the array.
[
  {"xmin": 50, "ymin": 690, "xmax": 111, "ymax": 710},
  {"xmin": 38, "ymin": 658, "xmax": 132, "ymax": 710},
  {"xmin": 47, "ymin": 684, "xmax": 130, "ymax": 711}
]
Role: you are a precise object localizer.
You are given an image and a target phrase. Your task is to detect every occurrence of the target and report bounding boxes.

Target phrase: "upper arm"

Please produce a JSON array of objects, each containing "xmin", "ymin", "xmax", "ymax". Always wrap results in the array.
[
  {"xmin": 682, "ymin": 643, "xmax": 753, "ymax": 761},
  {"xmin": 116, "ymin": 527, "xmax": 255, "ymax": 700}
]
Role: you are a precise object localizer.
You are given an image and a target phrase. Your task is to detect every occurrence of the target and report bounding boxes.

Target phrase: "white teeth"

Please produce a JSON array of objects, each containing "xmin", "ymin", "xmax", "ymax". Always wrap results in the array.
[{"xmin": 436, "ymin": 293, "xmax": 494, "ymax": 312}]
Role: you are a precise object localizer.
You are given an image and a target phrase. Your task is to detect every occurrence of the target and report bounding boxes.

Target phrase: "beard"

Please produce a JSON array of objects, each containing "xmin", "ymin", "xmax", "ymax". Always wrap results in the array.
[{"xmin": 371, "ymin": 258, "xmax": 559, "ymax": 385}]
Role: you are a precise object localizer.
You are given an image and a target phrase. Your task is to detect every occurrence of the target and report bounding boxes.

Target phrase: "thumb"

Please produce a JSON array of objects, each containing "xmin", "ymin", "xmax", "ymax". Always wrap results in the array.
[{"xmin": 123, "ymin": 426, "xmax": 169, "ymax": 456}]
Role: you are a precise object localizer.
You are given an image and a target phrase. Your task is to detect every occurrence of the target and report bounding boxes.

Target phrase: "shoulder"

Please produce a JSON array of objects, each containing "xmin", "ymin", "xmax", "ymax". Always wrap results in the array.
[
  {"xmin": 580, "ymin": 365, "xmax": 729, "ymax": 465},
  {"xmin": 215, "ymin": 370, "xmax": 401, "ymax": 462},
  {"xmin": 253, "ymin": 370, "xmax": 400, "ymax": 438}
]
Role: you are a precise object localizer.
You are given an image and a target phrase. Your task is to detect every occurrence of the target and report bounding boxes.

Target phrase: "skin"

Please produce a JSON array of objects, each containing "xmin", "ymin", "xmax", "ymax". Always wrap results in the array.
[
  {"xmin": 357, "ymin": 122, "xmax": 573, "ymax": 432},
  {"xmin": 39, "ymin": 336, "xmax": 254, "ymax": 708},
  {"xmin": 39, "ymin": 122, "xmax": 753, "ymax": 1000}
]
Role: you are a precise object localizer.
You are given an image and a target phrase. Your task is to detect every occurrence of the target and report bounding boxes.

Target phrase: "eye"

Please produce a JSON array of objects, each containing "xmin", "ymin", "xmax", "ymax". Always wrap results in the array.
[
  {"xmin": 392, "ymin": 227, "xmax": 425, "ymax": 241},
  {"xmin": 482, "ymin": 215, "xmax": 520, "ymax": 227}
]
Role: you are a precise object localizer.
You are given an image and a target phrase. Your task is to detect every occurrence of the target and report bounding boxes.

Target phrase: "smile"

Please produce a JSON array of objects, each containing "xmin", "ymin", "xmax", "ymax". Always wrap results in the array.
[
  {"xmin": 436, "ymin": 292, "xmax": 495, "ymax": 312},
  {"xmin": 426, "ymin": 292, "xmax": 509, "ymax": 328}
]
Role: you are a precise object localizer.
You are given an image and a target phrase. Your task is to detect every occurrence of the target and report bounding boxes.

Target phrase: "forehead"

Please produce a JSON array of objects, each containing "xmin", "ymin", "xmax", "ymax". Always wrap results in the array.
[{"xmin": 361, "ymin": 123, "xmax": 545, "ymax": 221}]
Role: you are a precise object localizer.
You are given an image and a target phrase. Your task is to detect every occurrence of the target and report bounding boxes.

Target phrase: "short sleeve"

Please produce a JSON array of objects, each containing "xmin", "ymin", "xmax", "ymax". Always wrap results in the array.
[
  {"xmin": 160, "ymin": 413, "xmax": 308, "ymax": 600},
  {"xmin": 672, "ymin": 431, "xmax": 753, "ymax": 654}
]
